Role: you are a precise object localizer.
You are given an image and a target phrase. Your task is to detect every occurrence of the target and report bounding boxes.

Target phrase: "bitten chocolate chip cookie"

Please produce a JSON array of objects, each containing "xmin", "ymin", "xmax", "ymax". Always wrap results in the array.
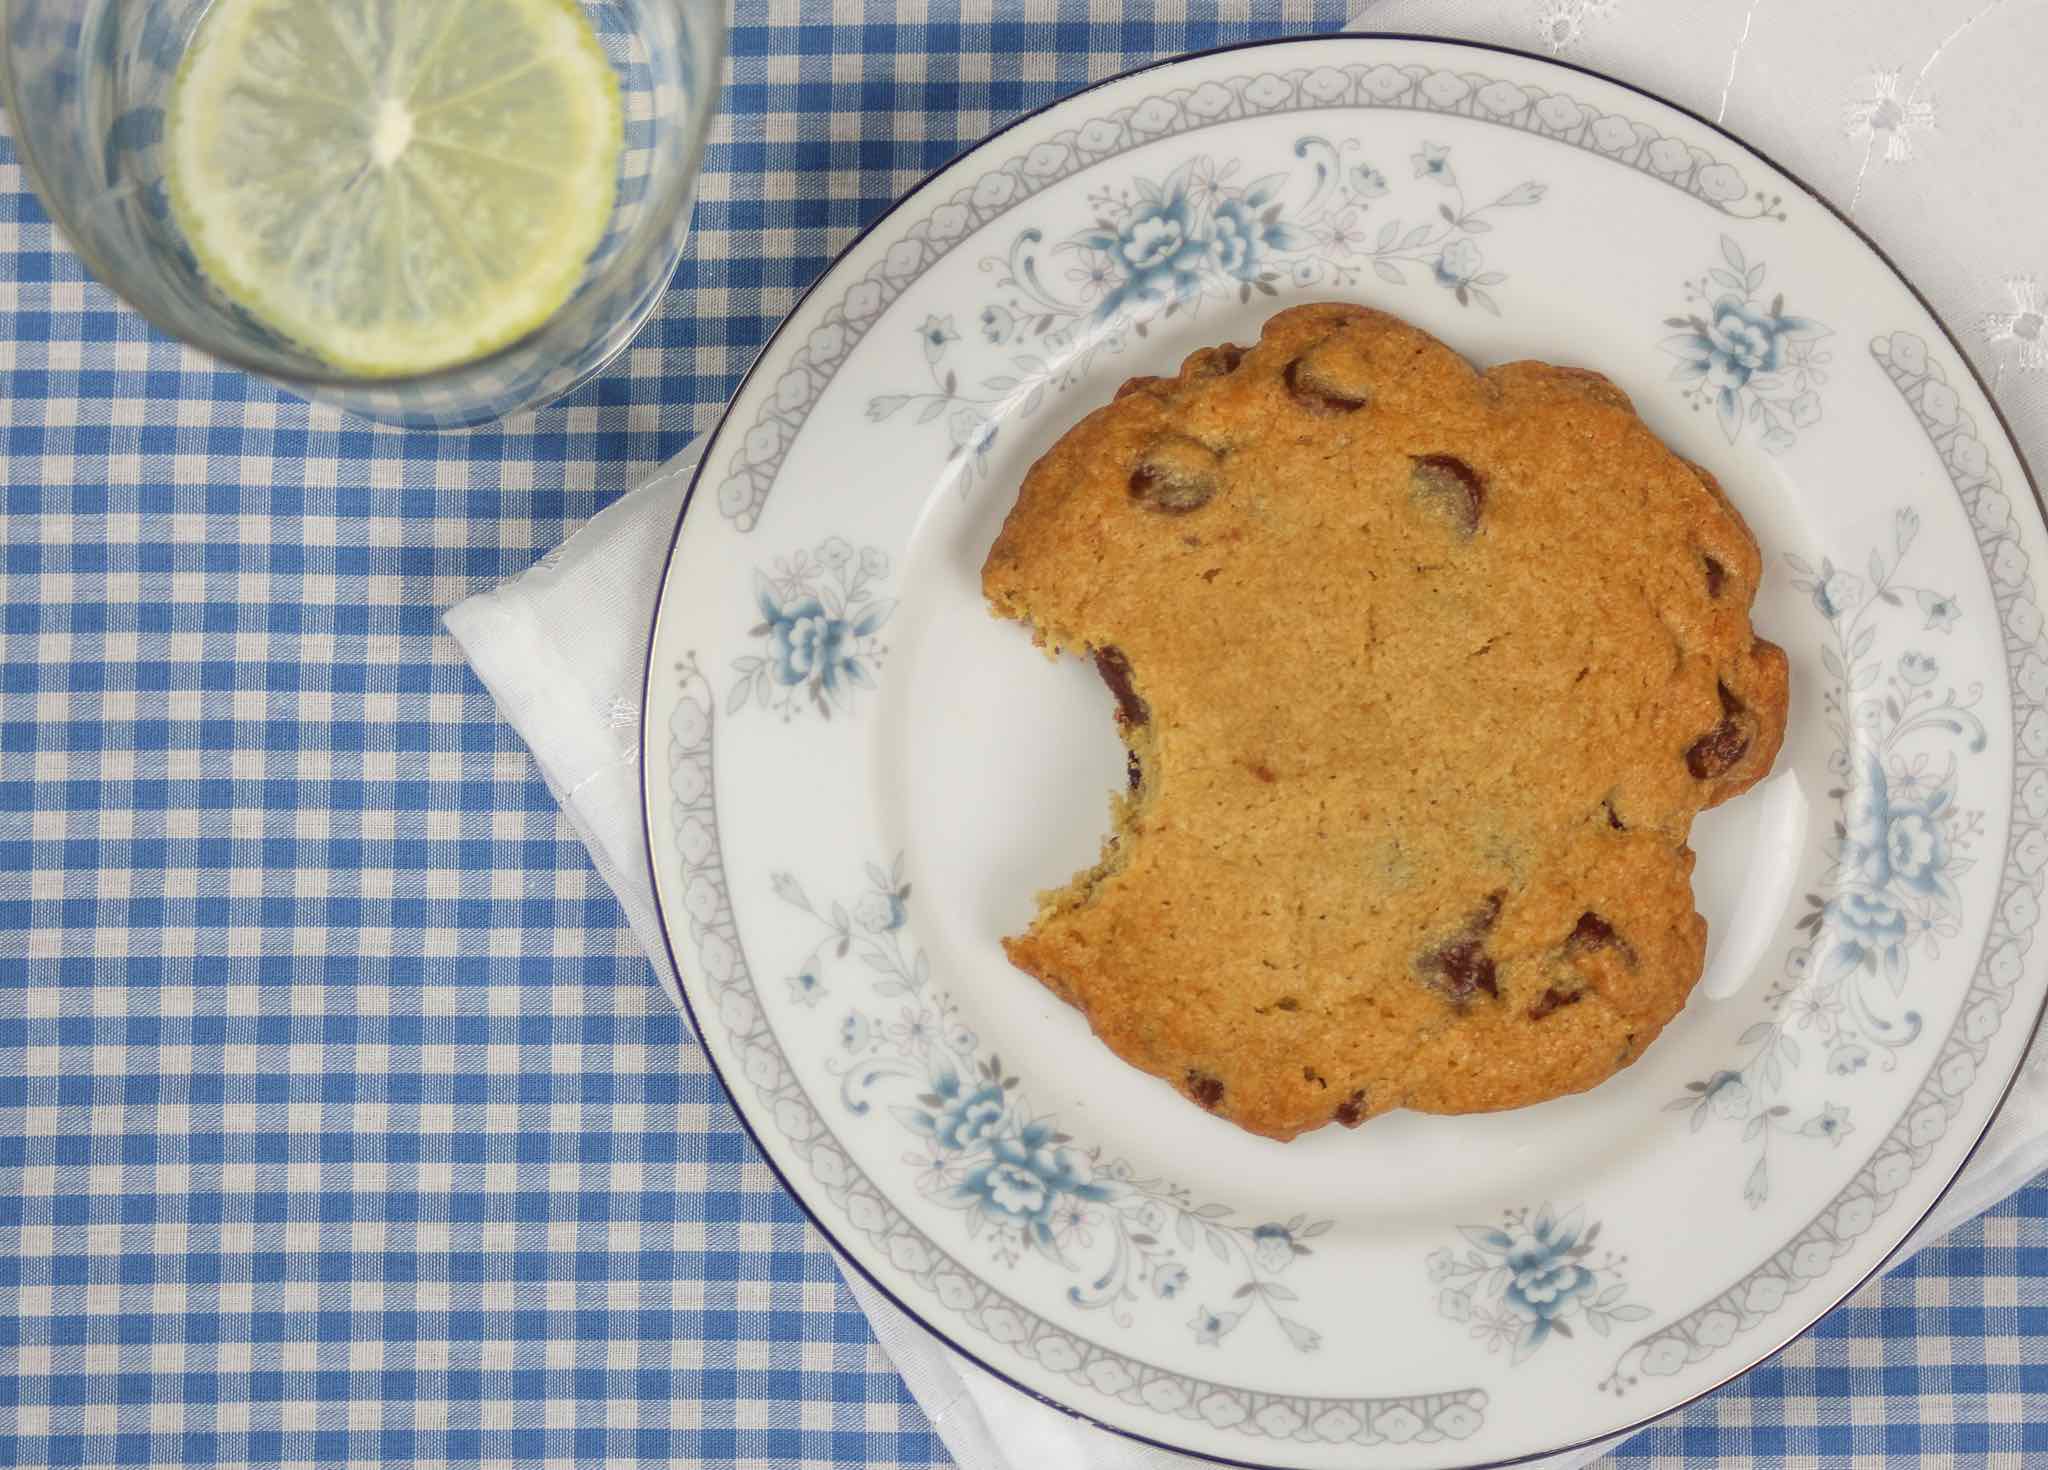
[{"xmin": 982, "ymin": 302, "xmax": 1788, "ymax": 1141}]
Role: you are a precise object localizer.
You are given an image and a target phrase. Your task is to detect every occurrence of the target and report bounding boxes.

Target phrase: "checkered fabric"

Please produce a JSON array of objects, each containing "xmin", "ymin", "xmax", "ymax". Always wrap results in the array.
[{"xmin": 0, "ymin": 3, "xmax": 2040, "ymax": 1467}]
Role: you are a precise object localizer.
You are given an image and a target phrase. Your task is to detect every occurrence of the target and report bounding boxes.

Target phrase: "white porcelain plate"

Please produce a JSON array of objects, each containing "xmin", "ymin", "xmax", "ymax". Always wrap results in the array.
[{"xmin": 642, "ymin": 36, "xmax": 2046, "ymax": 1468}]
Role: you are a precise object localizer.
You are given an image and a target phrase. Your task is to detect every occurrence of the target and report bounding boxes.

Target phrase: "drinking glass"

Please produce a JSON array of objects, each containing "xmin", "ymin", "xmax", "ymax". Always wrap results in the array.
[{"xmin": 0, "ymin": 0, "xmax": 725, "ymax": 429}]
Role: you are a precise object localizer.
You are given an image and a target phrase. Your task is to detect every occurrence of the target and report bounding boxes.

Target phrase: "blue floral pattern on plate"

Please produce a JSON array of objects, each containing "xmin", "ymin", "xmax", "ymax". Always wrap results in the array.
[
  {"xmin": 1665, "ymin": 510, "xmax": 1986, "ymax": 1206},
  {"xmin": 729, "ymin": 538, "xmax": 895, "ymax": 721},
  {"xmin": 1428, "ymin": 1204, "xmax": 1648, "ymax": 1367},
  {"xmin": 775, "ymin": 859, "xmax": 1335, "ymax": 1353},
  {"xmin": 1660, "ymin": 235, "xmax": 1832, "ymax": 451},
  {"xmin": 645, "ymin": 35, "xmax": 2048, "ymax": 1461},
  {"xmin": 867, "ymin": 138, "xmax": 1546, "ymax": 480}
]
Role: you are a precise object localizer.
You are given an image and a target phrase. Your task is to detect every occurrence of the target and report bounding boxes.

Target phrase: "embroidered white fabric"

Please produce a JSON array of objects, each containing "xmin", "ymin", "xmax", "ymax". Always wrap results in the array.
[{"xmin": 445, "ymin": 6, "xmax": 2048, "ymax": 1463}]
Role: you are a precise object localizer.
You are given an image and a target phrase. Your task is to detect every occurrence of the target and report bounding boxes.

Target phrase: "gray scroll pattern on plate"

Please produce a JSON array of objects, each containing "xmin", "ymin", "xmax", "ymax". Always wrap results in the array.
[{"xmin": 1603, "ymin": 333, "xmax": 2046, "ymax": 1393}]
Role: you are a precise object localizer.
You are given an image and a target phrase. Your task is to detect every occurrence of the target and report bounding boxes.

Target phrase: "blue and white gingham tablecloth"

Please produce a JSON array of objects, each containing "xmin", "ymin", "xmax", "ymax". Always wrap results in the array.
[{"xmin": 1, "ymin": 3, "xmax": 2042, "ymax": 1466}]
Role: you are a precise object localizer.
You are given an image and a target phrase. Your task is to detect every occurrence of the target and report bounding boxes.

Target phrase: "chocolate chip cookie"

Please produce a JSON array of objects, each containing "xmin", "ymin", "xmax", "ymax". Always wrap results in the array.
[{"xmin": 981, "ymin": 302, "xmax": 1788, "ymax": 1141}]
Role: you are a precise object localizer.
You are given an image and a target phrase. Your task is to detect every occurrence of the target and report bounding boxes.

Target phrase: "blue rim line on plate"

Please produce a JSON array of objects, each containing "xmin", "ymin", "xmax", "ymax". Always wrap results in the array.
[{"xmin": 638, "ymin": 31, "xmax": 2048, "ymax": 1470}]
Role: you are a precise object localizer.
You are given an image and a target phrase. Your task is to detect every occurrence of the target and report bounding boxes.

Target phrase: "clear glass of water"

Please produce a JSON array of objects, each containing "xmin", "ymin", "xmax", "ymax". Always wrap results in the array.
[{"xmin": 0, "ymin": 0, "xmax": 725, "ymax": 429}]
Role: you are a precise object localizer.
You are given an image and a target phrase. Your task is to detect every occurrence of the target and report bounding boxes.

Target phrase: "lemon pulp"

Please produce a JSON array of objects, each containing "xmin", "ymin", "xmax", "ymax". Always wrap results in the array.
[{"xmin": 166, "ymin": 0, "xmax": 624, "ymax": 377}]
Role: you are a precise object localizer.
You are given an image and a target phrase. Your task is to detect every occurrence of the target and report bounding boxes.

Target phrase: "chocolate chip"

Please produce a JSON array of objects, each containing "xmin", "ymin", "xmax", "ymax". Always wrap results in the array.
[
  {"xmin": 1685, "ymin": 680, "xmax": 1755, "ymax": 780},
  {"xmin": 1418, "ymin": 891, "xmax": 1506, "ymax": 1003},
  {"xmin": 1567, "ymin": 912, "xmax": 1617, "ymax": 950},
  {"xmin": 1602, "ymin": 798, "xmax": 1626, "ymax": 831},
  {"xmin": 1565, "ymin": 910, "xmax": 1636, "ymax": 968},
  {"xmin": 1283, "ymin": 356, "xmax": 1368, "ymax": 415},
  {"xmin": 1188, "ymin": 1072, "xmax": 1225, "ymax": 1109},
  {"xmin": 1093, "ymin": 646, "xmax": 1149, "ymax": 728},
  {"xmin": 1302, "ymin": 1066, "xmax": 1327, "ymax": 1088},
  {"xmin": 1273, "ymin": 996, "xmax": 1300, "ymax": 1012},
  {"xmin": 1128, "ymin": 465, "xmax": 1215, "ymax": 513},
  {"xmin": 1188, "ymin": 343, "xmax": 1245, "ymax": 378},
  {"xmin": 1703, "ymin": 555, "xmax": 1727, "ymax": 598},
  {"xmin": 1128, "ymin": 433, "xmax": 1221, "ymax": 514},
  {"xmin": 1528, "ymin": 986, "xmax": 1584, "ymax": 1021},
  {"xmin": 1410, "ymin": 454, "xmax": 1485, "ymax": 535},
  {"xmin": 1335, "ymin": 1089, "xmax": 1368, "ymax": 1128},
  {"xmin": 1126, "ymin": 750, "xmax": 1142, "ymax": 790},
  {"xmin": 1420, "ymin": 936, "xmax": 1498, "ymax": 1002}
]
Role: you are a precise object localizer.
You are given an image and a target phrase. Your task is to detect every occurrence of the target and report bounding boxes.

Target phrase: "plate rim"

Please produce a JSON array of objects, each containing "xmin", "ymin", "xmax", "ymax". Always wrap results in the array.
[{"xmin": 637, "ymin": 30, "xmax": 2048, "ymax": 1470}]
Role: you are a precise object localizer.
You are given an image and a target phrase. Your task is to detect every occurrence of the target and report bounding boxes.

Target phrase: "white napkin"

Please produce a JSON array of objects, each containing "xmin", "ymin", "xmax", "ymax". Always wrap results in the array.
[{"xmin": 446, "ymin": 435, "xmax": 2046, "ymax": 1470}]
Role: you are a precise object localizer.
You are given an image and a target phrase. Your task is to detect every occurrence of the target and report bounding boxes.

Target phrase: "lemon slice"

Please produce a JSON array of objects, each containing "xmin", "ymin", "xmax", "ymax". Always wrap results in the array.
[{"xmin": 166, "ymin": 0, "xmax": 623, "ymax": 377}]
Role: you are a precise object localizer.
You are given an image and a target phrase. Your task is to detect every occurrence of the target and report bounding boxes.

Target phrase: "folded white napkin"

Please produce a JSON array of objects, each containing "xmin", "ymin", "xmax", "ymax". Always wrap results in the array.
[{"xmin": 447, "ymin": 435, "xmax": 2047, "ymax": 1470}]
